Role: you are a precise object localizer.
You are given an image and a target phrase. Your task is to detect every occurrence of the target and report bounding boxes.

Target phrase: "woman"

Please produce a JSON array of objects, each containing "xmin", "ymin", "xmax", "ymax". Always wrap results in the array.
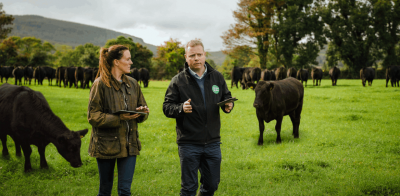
[{"xmin": 87, "ymin": 45, "xmax": 149, "ymax": 196}]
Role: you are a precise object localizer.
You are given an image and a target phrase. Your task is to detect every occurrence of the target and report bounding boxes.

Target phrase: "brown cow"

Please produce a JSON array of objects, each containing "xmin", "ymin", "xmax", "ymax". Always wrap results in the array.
[
  {"xmin": 0, "ymin": 83, "xmax": 88, "ymax": 172},
  {"xmin": 247, "ymin": 77, "xmax": 304, "ymax": 145}
]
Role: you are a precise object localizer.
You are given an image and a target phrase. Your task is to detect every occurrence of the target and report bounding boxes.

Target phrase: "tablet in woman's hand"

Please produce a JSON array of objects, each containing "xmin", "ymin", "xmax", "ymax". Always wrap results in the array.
[{"xmin": 113, "ymin": 110, "xmax": 147, "ymax": 115}]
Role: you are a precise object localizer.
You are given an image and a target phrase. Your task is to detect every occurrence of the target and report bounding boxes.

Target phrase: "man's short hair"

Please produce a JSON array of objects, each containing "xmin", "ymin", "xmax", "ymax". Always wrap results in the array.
[{"xmin": 185, "ymin": 39, "xmax": 204, "ymax": 53}]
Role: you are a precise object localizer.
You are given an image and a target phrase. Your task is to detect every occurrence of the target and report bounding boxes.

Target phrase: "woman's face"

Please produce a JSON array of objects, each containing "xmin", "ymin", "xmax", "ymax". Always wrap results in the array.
[{"xmin": 114, "ymin": 50, "xmax": 133, "ymax": 74}]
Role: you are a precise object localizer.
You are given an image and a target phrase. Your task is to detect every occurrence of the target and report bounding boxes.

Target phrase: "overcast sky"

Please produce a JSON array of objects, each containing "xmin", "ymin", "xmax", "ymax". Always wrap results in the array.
[{"xmin": 3, "ymin": 0, "xmax": 239, "ymax": 51}]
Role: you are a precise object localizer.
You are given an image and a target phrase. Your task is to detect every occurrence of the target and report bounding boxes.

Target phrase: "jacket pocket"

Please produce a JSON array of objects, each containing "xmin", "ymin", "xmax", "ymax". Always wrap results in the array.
[
  {"xmin": 97, "ymin": 136, "xmax": 121, "ymax": 156},
  {"xmin": 137, "ymin": 139, "xmax": 142, "ymax": 151}
]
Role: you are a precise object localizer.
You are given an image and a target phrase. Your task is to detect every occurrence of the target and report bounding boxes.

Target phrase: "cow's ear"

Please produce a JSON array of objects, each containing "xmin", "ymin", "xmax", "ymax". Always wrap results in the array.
[
  {"xmin": 77, "ymin": 129, "xmax": 89, "ymax": 139},
  {"xmin": 247, "ymin": 83, "xmax": 256, "ymax": 90},
  {"xmin": 268, "ymin": 83, "xmax": 275, "ymax": 91}
]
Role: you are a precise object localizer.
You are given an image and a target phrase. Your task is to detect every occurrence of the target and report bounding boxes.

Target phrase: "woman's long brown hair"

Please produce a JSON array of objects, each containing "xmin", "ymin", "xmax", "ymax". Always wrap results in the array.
[{"xmin": 97, "ymin": 45, "xmax": 129, "ymax": 87}]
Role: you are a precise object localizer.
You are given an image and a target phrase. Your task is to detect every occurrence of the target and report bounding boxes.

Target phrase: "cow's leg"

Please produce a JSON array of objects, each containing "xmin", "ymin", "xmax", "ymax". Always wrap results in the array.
[
  {"xmin": 313, "ymin": 79, "xmax": 315, "ymax": 86},
  {"xmin": 275, "ymin": 116, "xmax": 283, "ymax": 144},
  {"xmin": 0, "ymin": 134, "xmax": 9, "ymax": 156},
  {"xmin": 13, "ymin": 137, "xmax": 22, "ymax": 156},
  {"xmin": 20, "ymin": 143, "xmax": 33, "ymax": 172},
  {"xmin": 257, "ymin": 115, "xmax": 265, "ymax": 145},
  {"xmin": 38, "ymin": 145, "xmax": 48, "ymax": 169}
]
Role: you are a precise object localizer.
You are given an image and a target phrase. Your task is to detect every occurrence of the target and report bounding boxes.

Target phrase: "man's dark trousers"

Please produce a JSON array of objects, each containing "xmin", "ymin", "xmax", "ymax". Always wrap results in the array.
[{"xmin": 178, "ymin": 142, "xmax": 222, "ymax": 196}]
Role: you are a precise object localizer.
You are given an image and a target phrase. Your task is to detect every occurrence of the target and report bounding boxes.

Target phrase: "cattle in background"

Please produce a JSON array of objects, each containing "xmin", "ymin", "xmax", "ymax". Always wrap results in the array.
[
  {"xmin": 57, "ymin": 67, "xmax": 67, "ymax": 87},
  {"xmin": 64, "ymin": 67, "xmax": 77, "ymax": 88},
  {"xmin": 275, "ymin": 67, "xmax": 287, "ymax": 80},
  {"xmin": 128, "ymin": 68, "xmax": 139, "ymax": 81},
  {"xmin": 33, "ymin": 66, "xmax": 46, "ymax": 85},
  {"xmin": 24, "ymin": 66, "xmax": 33, "ymax": 85},
  {"xmin": 386, "ymin": 65, "xmax": 400, "ymax": 87},
  {"xmin": 12, "ymin": 67, "xmax": 24, "ymax": 85},
  {"xmin": 287, "ymin": 67, "xmax": 297, "ymax": 78},
  {"xmin": 75, "ymin": 67, "xmax": 84, "ymax": 89},
  {"xmin": 0, "ymin": 83, "xmax": 88, "ymax": 172},
  {"xmin": 360, "ymin": 67, "xmax": 375, "ymax": 87},
  {"xmin": 329, "ymin": 66, "xmax": 341, "ymax": 86},
  {"xmin": 82, "ymin": 68, "xmax": 93, "ymax": 89},
  {"xmin": 43, "ymin": 67, "xmax": 56, "ymax": 86},
  {"xmin": 0, "ymin": 66, "xmax": 13, "ymax": 83},
  {"xmin": 261, "ymin": 69, "xmax": 276, "ymax": 81},
  {"xmin": 247, "ymin": 77, "xmax": 304, "ymax": 145},
  {"xmin": 296, "ymin": 69, "xmax": 309, "ymax": 87},
  {"xmin": 240, "ymin": 67, "xmax": 261, "ymax": 89},
  {"xmin": 139, "ymin": 68, "xmax": 150, "ymax": 87},
  {"xmin": 231, "ymin": 66, "xmax": 244, "ymax": 88},
  {"xmin": 311, "ymin": 67, "xmax": 323, "ymax": 86}
]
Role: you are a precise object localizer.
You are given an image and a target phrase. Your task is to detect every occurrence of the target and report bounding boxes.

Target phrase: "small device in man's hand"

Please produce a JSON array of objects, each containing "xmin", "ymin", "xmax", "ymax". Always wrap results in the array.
[{"xmin": 217, "ymin": 97, "xmax": 238, "ymax": 106}]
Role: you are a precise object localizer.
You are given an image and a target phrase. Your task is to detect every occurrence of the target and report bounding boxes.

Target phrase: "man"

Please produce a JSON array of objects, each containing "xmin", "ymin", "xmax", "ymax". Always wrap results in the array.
[{"xmin": 163, "ymin": 39, "xmax": 234, "ymax": 196}]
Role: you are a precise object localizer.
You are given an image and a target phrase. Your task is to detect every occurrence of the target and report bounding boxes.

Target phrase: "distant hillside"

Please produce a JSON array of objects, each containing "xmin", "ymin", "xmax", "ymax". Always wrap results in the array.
[
  {"xmin": 9, "ymin": 15, "xmax": 158, "ymax": 55},
  {"xmin": 207, "ymin": 51, "xmax": 226, "ymax": 66}
]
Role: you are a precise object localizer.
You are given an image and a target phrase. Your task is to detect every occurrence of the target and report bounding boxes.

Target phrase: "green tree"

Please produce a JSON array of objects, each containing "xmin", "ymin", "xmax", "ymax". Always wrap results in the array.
[
  {"xmin": 0, "ymin": 3, "xmax": 14, "ymax": 40},
  {"xmin": 79, "ymin": 43, "xmax": 100, "ymax": 68},
  {"xmin": 153, "ymin": 38, "xmax": 185, "ymax": 79},
  {"xmin": 0, "ymin": 37, "xmax": 18, "ymax": 66},
  {"xmin": 319, "ymin": 0, "xmax": 378, "ymax": 75},
  {"xmin": 223, "ymin": 45, "xmax": 255, "ymax": 67}
]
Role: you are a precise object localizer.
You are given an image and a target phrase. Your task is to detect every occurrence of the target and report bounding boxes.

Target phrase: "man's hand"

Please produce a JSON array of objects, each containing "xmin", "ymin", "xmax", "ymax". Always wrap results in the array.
[
  {"xmin": 183, "ymin": 98, "xmax": 192, "ymax": 113},
  {"xmin": 224, "ymin": 102, "xmax": 233, "ymax": 112},
  {"xmin": 120, "ymin": 106, "xmax": 149, "ymax": 120}
]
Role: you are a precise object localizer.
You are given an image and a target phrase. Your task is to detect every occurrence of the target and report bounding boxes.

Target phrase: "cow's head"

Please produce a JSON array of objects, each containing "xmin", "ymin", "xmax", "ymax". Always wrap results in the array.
[
  {"xmin": 56, "ymin": 129, "xmax": 88, "ymax": 168},
  {"xmin": 247, "ymin": 81, "xmax": 274, "ymax": 110}
]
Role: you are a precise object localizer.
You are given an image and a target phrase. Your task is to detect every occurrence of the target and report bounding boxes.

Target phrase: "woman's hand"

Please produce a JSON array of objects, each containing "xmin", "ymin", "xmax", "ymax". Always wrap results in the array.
[{"xmin": 119, "ymin": 106, "xmax": 150, "ymax": 121}]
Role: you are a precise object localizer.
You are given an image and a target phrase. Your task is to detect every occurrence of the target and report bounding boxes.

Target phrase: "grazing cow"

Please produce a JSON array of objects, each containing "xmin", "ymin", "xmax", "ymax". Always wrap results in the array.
[
  {"xmin": 287, "ymin": 67, "xmax": 297, "ymax": 78},
  {"xmin": 128, "ymin": 68, "xmax": 139, "ymax": 81},
  {"xmin": 12, "ymin": 67, "xmax": 25, "ymax": 86},
  {"xmin": 386, "ymin": 65, "xmax": 400, "ymax": 87},
  {"xmin": 261, "ymin": 69, "xmax": 276, "ymax": 81},
  {"xmin": 275, "ymin": 67, "xmax": 287, "ymax": 80},
  {"xmin": 64, "ymin": 67, "xmax": 77, "ymax": 88},
  {"xmin": 33, "ymin": 66, "xmax": 47, "ymax": 85},
  {"xmin": 139, "ymin": 68, "xmax": 150, "ymax": 87},
  {"xmin": 57, "ymin": 67, "xmax": 67, "ymax": 88},
  {"xmin": 240, "ymin": 67, "xmax": 261, "ymax": 89},
  {"xmin": 42, "ymin": 67, "xmax": 56, "ymax": 86},
  {"xmin": 311, "ymin": 67, "xmax": 323, "ymax": 86},
  {"xmin": 329, "ymin": 66, "xmax": 341, "ymax": 86},
  {"xmin": 360, "ymin": 67, "xmax": 375, "ymax": 87},
  {"xmin": 247, "ymin": 77, "xmax": 304, "ymax": 145},
  {"xmin": 82, "ymin": 68, "xmax": 93, "ymax": 89},
  {"xmin": 296, "ymin": 69, "xmax": 309, "ymax": 87},
  {"xmin": 0, "ymin": 83, "xmax": 88, "ymax": 172},
  {"xmin": 24, "ymin": 67, "xmax": 33, "ymax": 85},
  {"xmin": 231, "ymin": 66, "xmax": 244, "ymax": 88},
  {"xmin": 0, "ymin": 66, "xmax": 13, "ymax": 83},
  {"xmin": 75, "ymin": 67, "xmax": 84, "ymax": 89}
]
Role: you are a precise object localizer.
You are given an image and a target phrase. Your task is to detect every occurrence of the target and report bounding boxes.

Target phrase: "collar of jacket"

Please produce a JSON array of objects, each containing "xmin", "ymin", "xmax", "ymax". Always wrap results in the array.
[
  {"xmin": 184, "ymin": 61, "xmax": 215, "ymax": 76},
  {"xmin": 110, "ymin": 74, "xmax": 131, "ymax": 91}
]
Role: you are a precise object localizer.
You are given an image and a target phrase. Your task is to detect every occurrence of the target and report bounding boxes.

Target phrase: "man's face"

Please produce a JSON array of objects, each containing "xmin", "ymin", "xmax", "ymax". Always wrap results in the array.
[{"xmin": 185, "ymin": 45, "xmax": 206, "ymax": 70}]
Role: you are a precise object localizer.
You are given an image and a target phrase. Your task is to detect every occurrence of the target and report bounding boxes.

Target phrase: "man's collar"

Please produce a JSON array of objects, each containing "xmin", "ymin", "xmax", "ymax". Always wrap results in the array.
[
  {"xmin": 110, "ymin": 74, "xmax": 130, "ymax": 91},
  {"xmin": 188, "ymin": 64, "xmax": 207, "ymax": 80}
]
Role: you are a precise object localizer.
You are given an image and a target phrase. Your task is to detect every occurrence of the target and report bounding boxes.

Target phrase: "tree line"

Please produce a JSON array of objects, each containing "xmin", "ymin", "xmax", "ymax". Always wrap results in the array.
[{"xmin": 220, "ymin": 0, "xmax": 400, "ymax": 79}]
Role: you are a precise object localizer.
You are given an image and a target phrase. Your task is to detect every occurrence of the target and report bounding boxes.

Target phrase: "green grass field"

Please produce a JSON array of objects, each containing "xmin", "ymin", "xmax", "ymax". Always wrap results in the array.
[{"xmin": 1, "ymin": 78, "xmax": 399, "ymax": 196}]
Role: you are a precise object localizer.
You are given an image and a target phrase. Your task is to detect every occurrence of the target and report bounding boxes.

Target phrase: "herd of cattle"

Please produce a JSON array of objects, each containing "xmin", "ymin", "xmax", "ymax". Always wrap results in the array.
[
  {"xmin": 0, "ymin": 66, "xmax": 151, "ymax": 88},
  {"xmin": 231, "ymin": 65, "xmax": 400, "ymax": 88}
]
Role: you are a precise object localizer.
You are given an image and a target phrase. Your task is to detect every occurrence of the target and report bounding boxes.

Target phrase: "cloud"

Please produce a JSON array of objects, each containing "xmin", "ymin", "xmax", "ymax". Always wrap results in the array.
[{"xmin": 3, "ymin": 0, "xmax": 239, "ymax": 51}]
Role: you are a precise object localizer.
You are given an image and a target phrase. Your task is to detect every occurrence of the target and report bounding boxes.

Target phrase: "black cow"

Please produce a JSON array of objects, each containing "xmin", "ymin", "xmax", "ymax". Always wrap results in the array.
[
  {"xmin": 0, "ymin": 66, "xmax": 13, "ymax": 83},
  {"xmin": 296, "ymin": 69, "xmax": 309, "ymax": 87},
  {"xmin": 261, "ymin": 69, "xmax": 276, "ymax": 81},
  {"xmin": 0, "ymin": 83, "xmax": 88, "ymax": 172},
  {"xmin": 43, "ymin": 67, "xmax": 56, "ymax": 86},
  {"xmin": 329, "ymin": 66, "xmax": 341, "ymax": 86},
  {"xmin": 139, "ymin": 68, "xmax": 150, "ymax": 87},
  {"xmin": 360, "ymin": 67, "xmax": 375, "ymax": 87},
  {"xmin": 287, "ymin": 67, "xmax": 297, "ymax": 78},
  {"xmin": 311, "ymin": 67, "xmax": 323, "ymax": 86},
  {"xmin": 64, "ymin": 67, "xmax": 77, "ymax": 88},
  {"xmin": 247, "ymin": 77, "xmax": 304, "ymax": 145},
  {"xmin": 128, "ymin": 68, "xmax": 139, "ymax": 81},
  {"xmin": 57, "ymin": 67, "xmax": 67, "ymax": 87},
  {"xmin": 386, "ymin": 65, "xmax": 400, "ymax": 87},
  {"xmin": 12, "ymin": 67, "xmax": 24, "ymax": 86},
  {"xmin": 24, "ymin": 67, "xmax": 33, "ymax": 85},
  {"xmin": 231, "ymin": 66, "xmax": 244, "ymax": 88},
  {"xmin": 240, "ymin": 67, "xmax": 261, "ymax": 89},
  {"xmin": 275, "ymin": 67, "xmax": 287, "ymax": 80},
  {"xmin": 33, "ymin": 66, "xmax": 47, "ymax": 85},
  {"xmin": 75, "ymin": 67, "xmax": 84, "ymax": 89},
  {"xmin": 82, "ymin": 68, "xmax": 93, "ymax": 89}
]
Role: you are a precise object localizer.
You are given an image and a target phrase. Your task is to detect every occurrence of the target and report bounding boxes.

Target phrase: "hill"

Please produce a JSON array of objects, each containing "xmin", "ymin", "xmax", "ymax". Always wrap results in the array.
[{"xmin": 9, "ymin": 15, "xmax": 158, "ymax": 55}]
